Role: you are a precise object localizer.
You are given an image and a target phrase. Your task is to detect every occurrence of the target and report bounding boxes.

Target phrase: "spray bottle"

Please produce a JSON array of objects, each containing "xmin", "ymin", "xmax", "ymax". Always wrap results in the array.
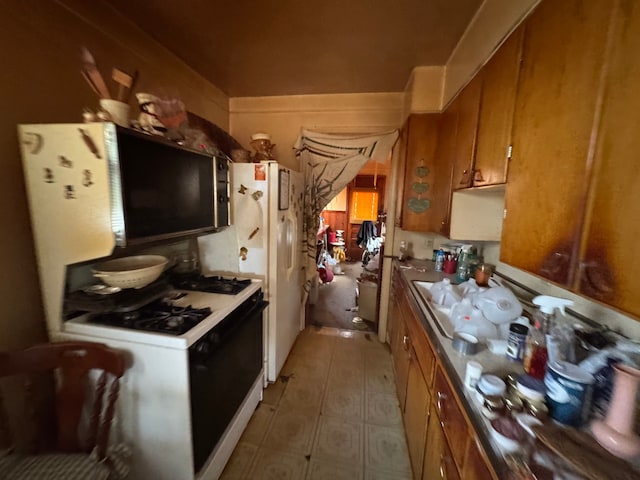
[{"xmin": 523, "ymin": 295, "xmax": 574, "ymax": 379}]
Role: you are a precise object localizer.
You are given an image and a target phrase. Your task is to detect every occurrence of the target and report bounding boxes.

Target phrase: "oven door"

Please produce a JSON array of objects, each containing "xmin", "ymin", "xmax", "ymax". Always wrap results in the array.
[{"xmin": 188, "ymin": 291, "xmax": 267, "ymax": 473}]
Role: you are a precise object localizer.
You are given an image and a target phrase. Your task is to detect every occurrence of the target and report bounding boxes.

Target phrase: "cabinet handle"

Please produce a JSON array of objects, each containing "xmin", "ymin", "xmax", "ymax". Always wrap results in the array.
[
  {"xmin": 436, "ymin": 391, "xmax": 447, "ymax": 423},
  {"xmin": 402, "ymin": 335, "xmax": 409, "ymax": 351},
  {"xmin": 473, "ymin": 169, "xmax": 485, "ymax": 182},
  {"xmin": 439, "ymin": 454, "xmax": 446, "ymax": 478},
  {"xmin": 459, "ymin": 169, "xmax": 470, "ymax": 185},
  {"xmin": 539, "ymin": 245, "xmax": 572, "ymax": 285},
  {"xmin": 579, "ymin": 260, "xmax": 615, "ymax": 300}
]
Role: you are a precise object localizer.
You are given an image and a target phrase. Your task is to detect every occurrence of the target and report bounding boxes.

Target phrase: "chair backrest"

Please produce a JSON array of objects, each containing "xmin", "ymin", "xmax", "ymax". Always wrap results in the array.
[{"xmin": 0, "ymin": 342, "xmax": 126, "ymax": 460}]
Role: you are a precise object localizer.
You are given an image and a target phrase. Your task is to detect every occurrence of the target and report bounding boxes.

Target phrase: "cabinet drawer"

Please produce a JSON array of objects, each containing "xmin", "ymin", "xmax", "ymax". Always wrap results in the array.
[{"xmin": 434, "ymin": 367, "xmax": 468, "ymax": 471}]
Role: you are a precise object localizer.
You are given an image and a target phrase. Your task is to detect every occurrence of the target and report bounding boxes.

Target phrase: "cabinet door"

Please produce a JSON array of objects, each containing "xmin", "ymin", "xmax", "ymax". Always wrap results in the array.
[
  {"xmin": 423, "ymin": 403, "xmax": 460, "ymax": 480},
  {"xmin": 391, "ymin": 299, "xmax": 410, "ymax": 410},
  {"xmin": 434, "ymin": 367, "xmax": 467, "ymax": 471},
  {"xmin": 401, "ymin": 114, "xmax": 442, "ymax": 232},
  {"xmin": 462, "ymin": 436, "xmax": 495, "ymax": 480},
  {"xmin": 473, "ymin": 26, "xmax": 524, "ymax": 187},
  {"xmin": 501, "ymin": 0, "xmax": 615, "ymax": 286},
  {"xmin": 394, "ymin": 124, "xmax": 409, "ymax": 228},
  {"xmin": 432, "ymin": 107, "xmax": 457, "ymax": 236},
  {"xmin": 403, "ymin": 348, "xmax": 431, "ymax": 480},
  {"xmin": 580, "ymin": 1, "xmax": 640, "ymax": 315},
  {"xmin": 403, "ymin": 305, "xmax": 435, "ymax": 390},
  {"xmin": 450, "ymin": 74, "xmax": 483, "ymax": 190}
]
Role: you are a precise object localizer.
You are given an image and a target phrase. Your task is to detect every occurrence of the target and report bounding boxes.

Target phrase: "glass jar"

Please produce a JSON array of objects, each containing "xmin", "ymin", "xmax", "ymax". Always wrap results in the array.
[
  {"xmin": 475, "ymin": 263, "xmax": 493, "ymax": 287},
  {"xmin": 505, "ymin": 394, "xmax": 524, "ymax": 416},
  {"xmin": 523, "ymin": 399, "xmax": 548, "ymax": 421},
  {"xmin": 482, "ymin": 395, "xmax": 506, "ymax": 420}
]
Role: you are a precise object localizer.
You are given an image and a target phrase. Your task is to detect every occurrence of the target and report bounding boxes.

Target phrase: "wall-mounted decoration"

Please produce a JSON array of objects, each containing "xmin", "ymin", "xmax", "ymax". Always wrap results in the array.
[{"xmin": 407, "ymin": 159, "xmax": 431, "ymax": 213}]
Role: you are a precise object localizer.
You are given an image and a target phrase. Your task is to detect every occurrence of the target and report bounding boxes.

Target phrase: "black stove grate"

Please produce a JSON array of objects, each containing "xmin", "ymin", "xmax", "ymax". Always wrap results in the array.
[
  {"xmin": 88, "ymin": 301, "xmax": 212, "ymax": 335},
  {"xmin": 170, "ymin": 274, "xmax": 252, "ymax": 295}
]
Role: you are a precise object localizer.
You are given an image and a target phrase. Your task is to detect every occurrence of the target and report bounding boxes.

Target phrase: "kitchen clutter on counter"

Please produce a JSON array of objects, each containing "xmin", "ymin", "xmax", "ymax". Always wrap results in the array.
[{"xmin": 420, "ymin": 266, "xmax": 640, "ymax": 477}]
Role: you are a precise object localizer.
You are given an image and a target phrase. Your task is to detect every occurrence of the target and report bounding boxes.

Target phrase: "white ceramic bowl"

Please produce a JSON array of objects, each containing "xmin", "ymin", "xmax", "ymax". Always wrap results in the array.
[{"xmin": 92, "ymin": 255, "xmax": 168, "ymax": 289}]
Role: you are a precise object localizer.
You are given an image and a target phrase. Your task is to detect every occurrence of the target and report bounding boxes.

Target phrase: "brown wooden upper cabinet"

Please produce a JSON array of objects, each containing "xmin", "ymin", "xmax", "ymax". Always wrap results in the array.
[
  {"xmin": 578, "ymin": 0, "xmax": 640, "ymax": 317},
  {"xmin": 397, "ymin": 114, "xmax": 442, "ymax": 232},
  {"xmin": 450, "ymin": 74, "xmax": 483, "ymax": 190},
  {"xmin": 432, "ymin": 107, "xmax": 457, "ymax": 236},
  {"xmin": 501, "ymin": 0, "xmax": 626, "ymax": 309},
  {"xmin": 473, "ymin": 25, "xmax": 524, "ymax": 187}
]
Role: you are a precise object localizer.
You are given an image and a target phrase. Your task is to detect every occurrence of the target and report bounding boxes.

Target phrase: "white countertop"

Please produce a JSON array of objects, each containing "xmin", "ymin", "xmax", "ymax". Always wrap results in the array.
[{"xmin": 63, "ymin": 280, "xmax": 263, "ymax": 349}]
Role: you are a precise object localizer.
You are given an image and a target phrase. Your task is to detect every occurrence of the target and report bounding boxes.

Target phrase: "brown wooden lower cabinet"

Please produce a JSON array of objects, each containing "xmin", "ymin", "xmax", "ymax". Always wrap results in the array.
[
  {"xmin": 423, "ymin": 402, "xmax": 461, "ymax": 480},
  {"xmin": 462, "ymin": 437, "xmax": 495, "ymax": 480},
  {"xmin": 434, "ymin": 367, "xmax": 468, "ymax": 471},
  {"xmin": 390, "ymin": 264, "xmax": 497, "ymax": 479},
  {"xmin": 391, "ymin": 299, "xmax": 410, "ymax": 410},
  {"xmin": 403, "ymin": 348, "xmax": 431, "ymax": 479}
]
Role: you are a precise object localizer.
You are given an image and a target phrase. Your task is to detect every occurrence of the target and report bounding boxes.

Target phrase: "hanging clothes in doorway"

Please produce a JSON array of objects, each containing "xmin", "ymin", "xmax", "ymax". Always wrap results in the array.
[{"xmin": 294, "ymin": 129, "xmax": 398, "ymax": 296}]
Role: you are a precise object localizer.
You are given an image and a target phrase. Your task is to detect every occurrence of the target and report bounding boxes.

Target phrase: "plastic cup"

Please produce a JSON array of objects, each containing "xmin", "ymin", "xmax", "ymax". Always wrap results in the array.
[
  {"xmin": 444, "ymin": 259, "xmax": 457, "ymax": 274},
  {"xmin": 465, "ymin": 360, "xmax": 484, "ymax": 390}
]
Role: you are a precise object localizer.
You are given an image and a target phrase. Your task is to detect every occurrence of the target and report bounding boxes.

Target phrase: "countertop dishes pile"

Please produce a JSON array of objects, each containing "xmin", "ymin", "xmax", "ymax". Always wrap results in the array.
[{"xmin": 398, "ymin": 259, "xmax": 640, "ymax": 479}]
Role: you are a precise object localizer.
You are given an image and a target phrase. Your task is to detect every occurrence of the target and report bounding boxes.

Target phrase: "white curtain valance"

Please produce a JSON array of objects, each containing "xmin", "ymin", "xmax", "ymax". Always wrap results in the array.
[{"xmin": 294, "ymin": 128, "xmax": 399, "ymax": 290}]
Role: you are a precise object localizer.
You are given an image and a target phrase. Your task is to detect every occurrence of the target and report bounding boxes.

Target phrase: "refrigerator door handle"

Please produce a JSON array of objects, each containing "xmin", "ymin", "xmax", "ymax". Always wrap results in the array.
[{"xmin": 284, "ymin": 209, "xmax": 296, "ymax": 281}]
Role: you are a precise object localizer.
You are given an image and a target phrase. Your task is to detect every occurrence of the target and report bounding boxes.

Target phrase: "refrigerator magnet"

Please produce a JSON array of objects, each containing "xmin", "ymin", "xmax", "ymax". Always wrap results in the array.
[
  {"xmin": 254, "ymin": 164, "xmax": 266, "ymax": 181},
  {"xmin": 278, "ymin": 169, "xmax": 289, "ymax": 210}
]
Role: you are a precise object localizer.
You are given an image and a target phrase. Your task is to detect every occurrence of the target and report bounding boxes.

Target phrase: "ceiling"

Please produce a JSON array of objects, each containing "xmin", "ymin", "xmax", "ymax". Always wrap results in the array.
[{"xmin": 106, "ymin": 0, "xmax": 482, "ymax": 98}]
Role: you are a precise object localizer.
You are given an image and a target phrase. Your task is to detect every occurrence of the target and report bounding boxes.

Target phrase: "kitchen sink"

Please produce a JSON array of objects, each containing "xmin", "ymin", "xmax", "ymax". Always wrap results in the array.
[{"xmin": 411, "ymin": 281, "xmax": 456, "ymax": 339}]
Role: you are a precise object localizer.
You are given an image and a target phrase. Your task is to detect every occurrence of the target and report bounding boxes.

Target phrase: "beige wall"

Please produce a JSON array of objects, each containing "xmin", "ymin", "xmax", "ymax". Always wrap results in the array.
[
  {"xmin": 402, "ymin": 66, "xmax": 445, "ymax": 120},
  {"xmin": 229, "ymin": 93, "xmax": 404, "ymax": 171},
  {"xmin": 443, "ymin": 0, "xmax": 540, "ymax": 106},
  {"xmin": 0, "ymin": 0, "xmax": 228, "ymax": 350}
]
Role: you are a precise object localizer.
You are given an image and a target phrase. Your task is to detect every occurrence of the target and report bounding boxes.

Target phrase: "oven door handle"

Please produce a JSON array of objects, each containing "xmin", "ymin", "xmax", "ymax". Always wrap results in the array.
[{"xmin": 245, "ymin": 299, "xmax": 269, "ymax": 320}]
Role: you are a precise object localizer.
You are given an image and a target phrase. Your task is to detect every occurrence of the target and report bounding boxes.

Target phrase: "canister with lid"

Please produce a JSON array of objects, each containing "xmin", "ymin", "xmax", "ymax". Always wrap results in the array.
[
  {"xmin": 506, "ymin": 322, "xmax": 529, "ymax": 362},
  {"xmin": 482, "ymin": 395, "xmax": 506, "ymax": 420}
]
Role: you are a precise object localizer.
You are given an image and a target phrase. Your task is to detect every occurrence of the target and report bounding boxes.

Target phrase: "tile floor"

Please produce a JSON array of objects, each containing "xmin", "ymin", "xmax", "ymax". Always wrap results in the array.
[{"xmin": 221, "ymin": 326, "xmax": 412, "ymax": 479}]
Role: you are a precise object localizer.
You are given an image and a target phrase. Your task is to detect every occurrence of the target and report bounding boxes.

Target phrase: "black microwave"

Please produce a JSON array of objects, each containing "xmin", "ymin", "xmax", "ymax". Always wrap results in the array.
[{"xmin": 106, "ymin": 126, "xmax": 228, "ymax": 247}]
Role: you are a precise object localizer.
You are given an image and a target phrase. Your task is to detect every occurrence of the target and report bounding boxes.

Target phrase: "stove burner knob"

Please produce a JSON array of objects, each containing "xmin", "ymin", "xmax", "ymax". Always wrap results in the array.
[
  {"xmin": 195, "ymin": 341, "xmax": 210, "ymax": 356},
  {"xmin": 208, "ymin": 332, "xmax": 221, "ymax": 345}
]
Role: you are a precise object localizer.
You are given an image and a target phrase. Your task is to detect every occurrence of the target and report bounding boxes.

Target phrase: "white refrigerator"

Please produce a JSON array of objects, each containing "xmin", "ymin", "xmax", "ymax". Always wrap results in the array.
[{"xmin": 198, "ymin": 161, "xmax": 305, "ymax": 382}]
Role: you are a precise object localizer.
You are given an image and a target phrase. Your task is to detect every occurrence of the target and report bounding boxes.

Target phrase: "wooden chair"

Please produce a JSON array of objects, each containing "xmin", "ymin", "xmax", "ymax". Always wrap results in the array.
[{"xmin": 0, "ymin": 341, "xmax": 129, "ymax": 479}]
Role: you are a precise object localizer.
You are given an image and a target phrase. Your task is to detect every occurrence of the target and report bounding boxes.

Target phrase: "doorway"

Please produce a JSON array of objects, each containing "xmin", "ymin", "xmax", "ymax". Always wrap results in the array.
[{"xmin": 306, "ymin": 167, "xmax": 387, "ymax": 333}]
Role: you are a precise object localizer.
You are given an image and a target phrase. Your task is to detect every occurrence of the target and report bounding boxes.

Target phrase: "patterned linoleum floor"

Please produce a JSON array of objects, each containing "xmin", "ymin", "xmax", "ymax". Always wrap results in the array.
[{"xmin": 221, "ymin": 326, "xmax": 412, "ymax": 479}]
